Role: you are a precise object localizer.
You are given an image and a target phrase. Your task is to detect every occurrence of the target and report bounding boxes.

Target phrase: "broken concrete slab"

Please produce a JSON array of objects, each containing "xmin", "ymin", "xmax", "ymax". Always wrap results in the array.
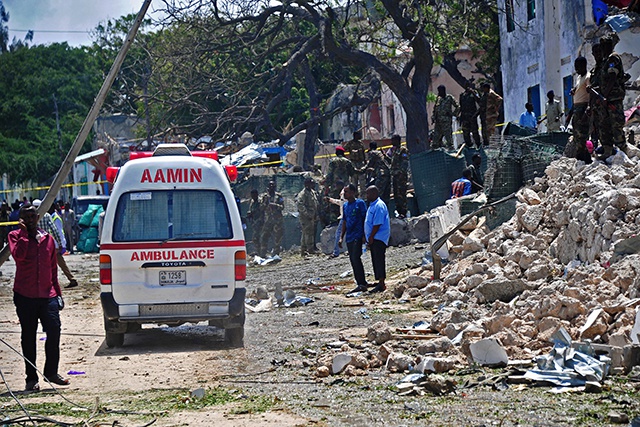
[{"xmin": 469, "ymin": 338, "xmax": 508, "ymax": 367}]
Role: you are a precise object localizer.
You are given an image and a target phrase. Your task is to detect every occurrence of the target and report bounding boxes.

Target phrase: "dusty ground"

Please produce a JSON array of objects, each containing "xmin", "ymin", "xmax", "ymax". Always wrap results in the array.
[{"xmin": 1, "ymin": 245, "xmax": 639, "ymax": 426}]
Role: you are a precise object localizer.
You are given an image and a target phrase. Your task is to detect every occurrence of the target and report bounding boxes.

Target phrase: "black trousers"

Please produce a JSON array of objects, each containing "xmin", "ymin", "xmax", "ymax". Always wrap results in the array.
[
  {"xmin": 346, "ymin": 239, "xmax": 367, "ymax": 287},
  {"xmin": 13, "ymin": 292, "xmax": 61, "ymax": 383},
  {"xmin": 369, "ymin": 239, "xmax": 387, "ymax": 280}
]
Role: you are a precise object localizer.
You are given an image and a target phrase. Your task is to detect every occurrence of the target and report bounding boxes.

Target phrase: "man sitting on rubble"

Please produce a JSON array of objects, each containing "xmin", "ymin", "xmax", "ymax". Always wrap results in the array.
[{"xmin": 451, "ymin": 168, "xmax": 473, "ymax": 199}]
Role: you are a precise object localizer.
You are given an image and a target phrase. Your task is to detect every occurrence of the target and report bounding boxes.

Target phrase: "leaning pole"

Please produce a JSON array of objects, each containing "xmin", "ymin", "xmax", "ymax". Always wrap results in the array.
[{"xmin": 0, "ymin": 0, "xmax": 152, "ymax": 267}]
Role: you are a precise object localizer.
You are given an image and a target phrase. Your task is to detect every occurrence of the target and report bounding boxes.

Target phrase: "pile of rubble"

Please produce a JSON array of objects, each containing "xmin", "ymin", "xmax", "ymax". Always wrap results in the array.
[{"xmin": 310, "ymin": 150, "xmax": 640, "ymax": 389}]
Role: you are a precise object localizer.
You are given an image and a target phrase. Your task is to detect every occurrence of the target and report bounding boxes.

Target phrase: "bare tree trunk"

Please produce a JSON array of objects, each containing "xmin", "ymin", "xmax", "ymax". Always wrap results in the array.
[{"xmin": 302, "ymin": 60, "xmax": 320, "ymax": 171}]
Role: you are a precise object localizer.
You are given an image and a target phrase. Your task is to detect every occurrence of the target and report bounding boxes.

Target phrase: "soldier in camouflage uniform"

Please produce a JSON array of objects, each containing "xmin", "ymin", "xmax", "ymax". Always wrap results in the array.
[
  {"xmin": 343, "ymin": 131, "xmax": 367, "ymax": 194},
  {"xmin": 597, "ymin": 34, "xmax": 629, "ymax": 160},
  {"xmin": 259, "ymin": 181, "xmax": 284, "ymax": 256},
  {"xmin": 362, "ymin": 141, "xmax": 391, "ymax": 205},
  {"xmin": 459, "ymin": 82, "xmax": 481, "ymax": 148},
  {"xmin": 246, "ymin": 189, "xmax": 264, "ymax": 255},
  {"xmin": 432, "ymin": 85, "xmax": 460, "ymax": 149},
  {"xmin": 388, "ymin": 135, "xmax": 410, "ymax": 218},
  {"xmin": 589, "ymin": 42, "xmax": 604, "ymax": 148},
  {"xmin": 325, "ymin": 146, "xmax": 354, "ymax": 222},
  {"xmin": 297, "ymin": 177, "xmax": 318, "ymax": 256},
  {"xmin": 479, "ymin": 83, "xmax": 503, "ymax": 145}
]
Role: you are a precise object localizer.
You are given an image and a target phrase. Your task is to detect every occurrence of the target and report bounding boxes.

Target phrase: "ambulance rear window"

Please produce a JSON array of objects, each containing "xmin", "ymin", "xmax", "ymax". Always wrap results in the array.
[{"xmin": 112, "ymin": 190, "xmax": 232, "ymax": 242}]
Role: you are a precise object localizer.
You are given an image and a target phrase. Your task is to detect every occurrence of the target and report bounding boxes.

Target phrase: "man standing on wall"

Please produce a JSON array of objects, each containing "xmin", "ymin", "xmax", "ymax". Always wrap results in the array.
[
  {"xmin": 565, "ymin": 56, "xmax": 592, "ymax": 164},
  {"xmin": 479, "ymin": 83, "xmax": 503, "ymax": 145},
  {"xmin": 544, "ymin": 90, "xmax": 563, "ymax": 132},
  {"xmin": 459, "ymin": 82, "xmax": 481, "ymax": 148},
  {"xmin": 364, "ymin": 186, "xmax": 390, "ymax": 294},
  {"xmin": 388, "ymin": 135, "xmax": 410, "ymax": 218},
  {"xmin": 432, "ymin": 85, "xmax": 460, "ymax": 149}
]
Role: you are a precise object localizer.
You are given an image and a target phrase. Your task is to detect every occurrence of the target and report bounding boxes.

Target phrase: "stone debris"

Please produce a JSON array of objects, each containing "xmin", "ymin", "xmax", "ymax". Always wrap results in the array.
[
  {"xmin": 469, "ymin": 338, "xmax": 509, "ymax": 367},
  {"xmin": 367, "ymin": 321, "xmax": 392, "ymax": 345}
]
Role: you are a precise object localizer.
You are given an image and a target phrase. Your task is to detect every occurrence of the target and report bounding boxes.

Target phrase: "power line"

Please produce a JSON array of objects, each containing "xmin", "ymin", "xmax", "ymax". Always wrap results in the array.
[{"xmin": 7, "ymin": 28, "xmax": 90, "ymax": 34}]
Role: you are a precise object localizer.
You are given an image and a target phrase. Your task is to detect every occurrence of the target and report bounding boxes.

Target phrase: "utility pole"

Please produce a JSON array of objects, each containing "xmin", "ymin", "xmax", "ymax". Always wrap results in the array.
[{"xmin": 0, "ymin": 0, "xmax": 152, "ymax": 268}]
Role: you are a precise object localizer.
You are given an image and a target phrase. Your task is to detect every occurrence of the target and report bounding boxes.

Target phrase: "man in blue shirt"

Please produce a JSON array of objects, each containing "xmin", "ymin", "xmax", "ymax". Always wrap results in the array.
[
  {"xmin": 518, "ymin": 103, "xmax": 538, "ymax": 131},
  {"xmin": 339, "ymin": 184, "xmax": 368, "ymax": 294},
  {"xmin": 451, "ymin": 168, "xmax": 473, "ymax": 198},
  {"xmin": 364, "ymin": 185, "xmax": 390, "ymax": 294}
]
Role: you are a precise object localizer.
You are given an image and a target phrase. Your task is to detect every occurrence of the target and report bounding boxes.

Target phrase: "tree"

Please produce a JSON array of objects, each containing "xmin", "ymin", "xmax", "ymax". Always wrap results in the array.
[{"xmin": 153, "ymin": 0, "xmax": 500, "ymax": 154}]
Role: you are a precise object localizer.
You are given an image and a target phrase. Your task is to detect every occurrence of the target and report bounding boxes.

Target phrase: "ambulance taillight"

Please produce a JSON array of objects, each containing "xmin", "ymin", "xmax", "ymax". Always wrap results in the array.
[
  {"xmin": 234, "ymin": 250, "xmax": 246, "ymax": 281},
  {"xmin": 106, "ymin": 167, "xmax": 120, "ymax": 184},
  {"xmin": 100, "ymin": 254, "xmax": 112, "ymax": 284},
  {"xmin": 225, "ymin": 165, "xmax": 238, "ymax": 183}
]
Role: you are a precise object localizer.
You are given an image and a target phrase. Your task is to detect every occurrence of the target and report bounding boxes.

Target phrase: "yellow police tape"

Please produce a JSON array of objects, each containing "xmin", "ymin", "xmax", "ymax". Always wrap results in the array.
[
  {"xmin": 0, "ymin": 221, "xmax": 18, "ymax": 226},
  {"xmin": 0, "ymin": 180, "xmax": 107, "ymax": 195}
]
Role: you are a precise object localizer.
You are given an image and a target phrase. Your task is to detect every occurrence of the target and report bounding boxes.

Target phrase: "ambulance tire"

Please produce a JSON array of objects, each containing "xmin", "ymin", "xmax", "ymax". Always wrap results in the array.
[
  {"xmin": 224, "ymin": 326, "xmax": 244, "ymax": 347},
  {"xmin": 106, "ymin": 332, "xmax": 125, "ymax": 348}
]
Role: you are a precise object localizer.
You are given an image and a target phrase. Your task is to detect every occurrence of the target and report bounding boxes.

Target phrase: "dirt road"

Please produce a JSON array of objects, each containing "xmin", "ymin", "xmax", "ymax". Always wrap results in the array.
[{"xmin": 1, "ymin": 246, "xmax": 638, "ymax": 426}]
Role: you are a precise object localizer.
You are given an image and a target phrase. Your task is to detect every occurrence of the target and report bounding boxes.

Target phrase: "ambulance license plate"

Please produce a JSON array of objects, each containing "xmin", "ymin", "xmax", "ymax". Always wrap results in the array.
[{"xmin": 159, "ymin": 270, "xmax": 186, "ymax": 285}]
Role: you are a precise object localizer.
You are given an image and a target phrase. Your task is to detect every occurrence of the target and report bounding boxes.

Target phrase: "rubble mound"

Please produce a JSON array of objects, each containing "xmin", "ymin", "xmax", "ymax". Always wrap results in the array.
[{"xmin": 433, "ymin": 156, "xmax": 640, "ymax": 357}]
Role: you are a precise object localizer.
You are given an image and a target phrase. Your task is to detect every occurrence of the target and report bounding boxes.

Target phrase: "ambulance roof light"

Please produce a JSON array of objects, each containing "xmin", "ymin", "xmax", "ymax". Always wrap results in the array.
[{"xmin": 106, "ymin": 167, "xmax": 120, "ymax": 184}]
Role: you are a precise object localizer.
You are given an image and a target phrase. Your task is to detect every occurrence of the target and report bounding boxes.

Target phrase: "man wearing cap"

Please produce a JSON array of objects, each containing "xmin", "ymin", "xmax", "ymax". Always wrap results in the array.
[
  {"xmin": 33, "ymin": 199, "xmax": 78, "ymax": 288},
  {"xmin": 296, "ymin": 177, "xmax": 319, "ymax": 256},
  {"xmin": 8, "ymin": 203, "xmax": 70, "ymax": 391}
]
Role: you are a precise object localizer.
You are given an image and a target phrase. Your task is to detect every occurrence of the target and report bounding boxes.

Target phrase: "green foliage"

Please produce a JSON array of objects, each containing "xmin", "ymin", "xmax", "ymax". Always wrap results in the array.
[{"xmin": 0, "ymin": 43, "xmax": 102, "ymax": 183}]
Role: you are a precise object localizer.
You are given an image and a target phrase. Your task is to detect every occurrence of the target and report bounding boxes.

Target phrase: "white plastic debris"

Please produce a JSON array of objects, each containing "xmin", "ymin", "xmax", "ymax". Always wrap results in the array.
[{"xmin": 469, "ymin": 338, "xmax": 509, "ymax": 367}]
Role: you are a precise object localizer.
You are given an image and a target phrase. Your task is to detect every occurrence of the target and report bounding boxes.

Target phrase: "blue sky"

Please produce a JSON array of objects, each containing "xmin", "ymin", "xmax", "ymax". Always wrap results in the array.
[{"xmin": 3, "ymin": 0, "xmax": 163, "ymax": 46}]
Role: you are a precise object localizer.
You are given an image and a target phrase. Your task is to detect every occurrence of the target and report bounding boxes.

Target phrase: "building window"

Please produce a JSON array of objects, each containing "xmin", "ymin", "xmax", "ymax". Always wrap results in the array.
[
  {"xmin": 505, "ymin": 0, "xmax": 515, "ymax": 32},
  {"xmin": 527, "ymin": 0, "xmax": 536, "ymax": 20},
  {"xmin": 387, "ymin": 105, "xmax": 395, "ymax": 135},
  {"xmin": 563, "ymin": 75, "xmax": 573, "ymax": 113}
]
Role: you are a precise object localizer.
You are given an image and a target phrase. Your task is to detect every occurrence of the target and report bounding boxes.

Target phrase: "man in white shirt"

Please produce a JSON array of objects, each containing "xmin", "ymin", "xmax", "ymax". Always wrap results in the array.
[{"xmin": 544, "ymin": 90, "xmax": 563, "ymax": 132}]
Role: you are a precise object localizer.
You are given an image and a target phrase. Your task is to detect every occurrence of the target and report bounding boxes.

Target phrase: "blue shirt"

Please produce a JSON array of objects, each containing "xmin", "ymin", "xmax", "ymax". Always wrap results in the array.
[
  {"xmin": 365, "ymin": 197, "xmax": 390, "ymax": 245},
  {"xmin": 519, "ymin": 111, "xmax": 537, "ymax": 129},
  {"xmin": 451, "ymin": 178, "xmax": 472, "ymax": 198},
  {"xmin": 343, "ymin": 198, "xmax": 367, "ymax": 243}
]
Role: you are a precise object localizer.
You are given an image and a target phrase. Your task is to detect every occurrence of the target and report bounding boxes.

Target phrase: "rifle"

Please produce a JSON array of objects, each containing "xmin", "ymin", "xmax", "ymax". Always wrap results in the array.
[{"xmin": 588, "ymin": 87, "xmax": 617, "ymax": 111}]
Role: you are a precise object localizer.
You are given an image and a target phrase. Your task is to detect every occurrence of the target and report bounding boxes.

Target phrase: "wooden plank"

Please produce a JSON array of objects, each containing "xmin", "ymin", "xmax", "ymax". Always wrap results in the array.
[{"xmin": 392, "ymin": 334, "xmax": 440, "ymax": 340}]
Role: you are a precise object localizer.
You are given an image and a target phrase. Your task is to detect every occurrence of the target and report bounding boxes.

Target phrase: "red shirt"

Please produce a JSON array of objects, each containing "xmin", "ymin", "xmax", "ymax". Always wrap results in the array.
[{"xmin": 8, "ymin": 228, "xmax": 60, "ymax": 299}]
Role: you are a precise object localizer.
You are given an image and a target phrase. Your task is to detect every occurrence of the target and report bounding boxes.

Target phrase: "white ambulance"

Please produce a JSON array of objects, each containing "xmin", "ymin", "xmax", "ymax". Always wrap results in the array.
[{"xmin": 99, "ymin": 144, "xmax": 246, "ymax": 347}]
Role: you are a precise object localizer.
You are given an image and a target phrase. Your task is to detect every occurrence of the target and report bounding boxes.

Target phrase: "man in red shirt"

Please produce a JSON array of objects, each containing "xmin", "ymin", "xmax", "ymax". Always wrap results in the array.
[{"xmin": 8, "ymin": 203, "xmax": 69, "ymax": 392}]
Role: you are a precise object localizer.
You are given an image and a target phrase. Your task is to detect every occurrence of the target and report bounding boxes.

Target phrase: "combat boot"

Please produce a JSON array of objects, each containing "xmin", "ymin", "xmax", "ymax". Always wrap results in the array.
[{"xmin": 598, "ymin": 145, "xmax": 613, "ymax": 161}]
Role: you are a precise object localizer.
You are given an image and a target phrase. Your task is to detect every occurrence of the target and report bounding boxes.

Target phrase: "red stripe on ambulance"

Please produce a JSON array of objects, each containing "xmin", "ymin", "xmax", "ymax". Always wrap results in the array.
[{"xmin": 140, "ymin": 168, "xmax": 203, "ymax": 183}]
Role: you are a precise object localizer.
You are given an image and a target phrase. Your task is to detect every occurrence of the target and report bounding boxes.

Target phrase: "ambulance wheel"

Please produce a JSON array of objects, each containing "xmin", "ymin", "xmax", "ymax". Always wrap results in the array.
[
  {"xmin": 106, "ymin": 332, "xmax": 125, "ymax": 348},
  {"xmin": 224, "ymin": 326, "xmax": 244, "ymax": 347}
]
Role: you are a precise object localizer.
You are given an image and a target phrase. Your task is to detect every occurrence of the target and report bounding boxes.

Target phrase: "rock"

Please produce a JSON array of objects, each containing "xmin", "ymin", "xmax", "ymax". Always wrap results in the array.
[
  {"xmin": 389, "ymin": 218, "xmax": 412, "ymax": 247},
  {"xmin": 519, "ymin": 204, "xmax": 544, "ymax": 232},
  {"xmin": 525, "ymin": 263, "xmax": 552, "ymax": 281},
  {"xmin": 378, "ymin": 343, "xmax": 393, "ymax": 363},
  {"xmin": 475, "ymin": 277, "xmax": 528, "ymax": 303},
  {"xmin": 608, "ymin": 411, "xmax": 629, "ymax": 424},
  {"xmin": 331, "ymin": 353, "xmax": 352, "ymax": 374},
  {"xmin": 255, "ymin": 286, "xmax": 269, "ymax": 300},
  {"xmin": 584, "ymin": 381, "xmax": 602, "ymax": 393},
  {"xmin": 462, "ymin": 236, "xmax": 484, "ymax": 253},
  {"xmin": 408, "ymin": 213, "xmax": 430, "ymax": 242},
  {"xmin": 316, "ymin": 366, "xmax": 330, "ymax": 377},
  {"xmin": 402, "ymin": 287, "xmax": 422, "ymax": 299},
  {"xmin": 469, "ymin": 338, "xmax": 509, "ymax": 367},
  {"xmin": 430, "ymin": 308, "xmax": 469, "ymax": 333},
  {"xmin": 349, "ymin": 352, "xmax": 370, "ymax": 370},
  {"xmin": 406, "ymin": 274, "xmax": 430, "ymax": 289},
  {"xmin": 367, "ymin": 321, "xmax": 392, "ymax": 345},
  {"xmin": 415, "ymin": 356, "xmax": 456, "ymax": 373},
  {"xmin": 419, "ymin": 374, "xmax": 457, "ymax": 396},
  {"xmin": 517, "ymin": 188, "xmax": 542, "ymax": 205},
  {"xmin": 386, "ymin": 352, "xmax": 414, "ymax": 372},
  {"xmin": 393, "ymin": 283, "xmax": 407, "ymax": 298},
  {"xmin": 417, "ymin": 337, "xmax": 453, "ymax": 354}
]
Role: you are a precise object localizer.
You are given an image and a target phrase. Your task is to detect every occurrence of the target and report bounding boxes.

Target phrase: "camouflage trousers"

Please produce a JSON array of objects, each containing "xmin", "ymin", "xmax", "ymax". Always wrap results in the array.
[
  {"xmin": 299, "ymin": 217, "xmax": 316, "ymax": 253},
  {"xmin": 432, "ymin": 120, "xmax": 454, "ymax": 149},
  {"xmin": 599, "ymin": 100, "xmax": 625, "ymax": 149},
  {"xmin": 392, "ymin": 173, "xmax": 408, "ymax": 216},
  {"xmin": 376, "ymin": 174, "xmax": 391, "ymax": 206},
  {"xmin": 571, "ymin": 103, "xmax": 591, "ymax": 164},
  {"xmin": 482, "ymin": 115, "xmax": 499, "ymax": 144},
  {"xmin": 460, "ymin": 118, "xmax": 481, "ymax": 148},
  {"xmin": 251, "ymin": 221, "xmax": 264, "ymax": 255},
  {"xmin": 260, "ymin": 217, "xmax": 283, "ymax": 256},
  {"xmin": 352, "ymin": 161, "xmax": 367, "ymax": 196}
]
